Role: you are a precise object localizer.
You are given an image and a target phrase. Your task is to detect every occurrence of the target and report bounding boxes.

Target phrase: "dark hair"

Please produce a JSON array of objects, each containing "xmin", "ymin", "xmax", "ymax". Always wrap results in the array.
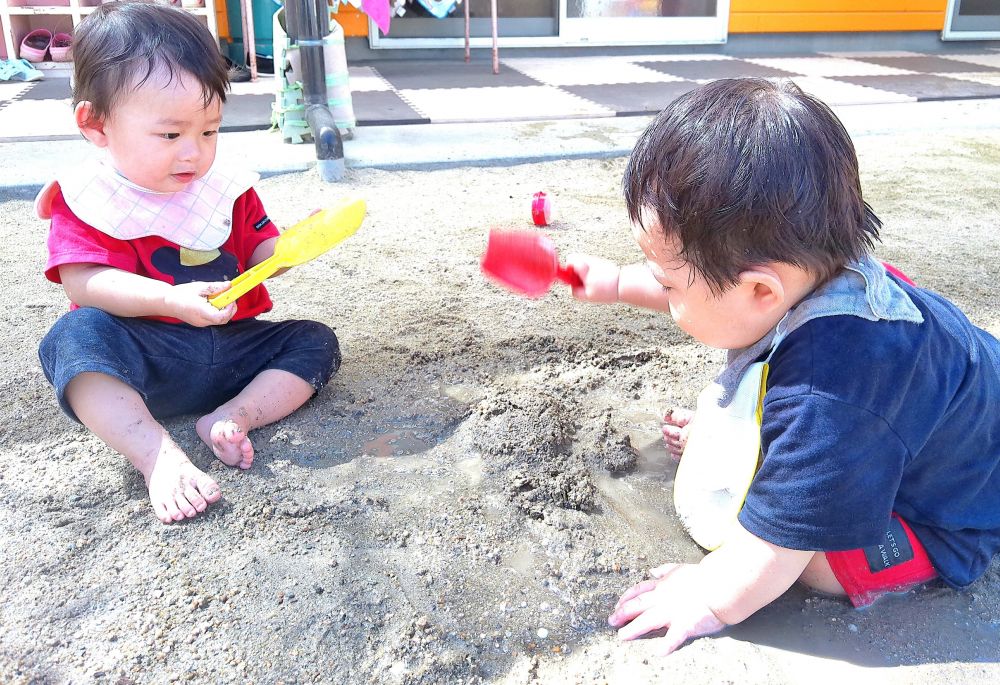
[
  {"xmin": 72, "ymin": 0, "xmax": 229, "ymax": 125},
  {"xmin": 623, "ymin": 78, "xmax": 880, "ymax": 293}
]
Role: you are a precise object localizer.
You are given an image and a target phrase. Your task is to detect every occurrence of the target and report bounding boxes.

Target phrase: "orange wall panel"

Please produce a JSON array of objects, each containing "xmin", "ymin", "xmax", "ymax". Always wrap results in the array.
[
  {"xmin": 332, "ymin": 4, "xmax": 369, "ymax": 37},
  {"xmin": 906, "ymin": 0, "xmax": 948, "ymax": 9},
  {"xmin": 730, "ymin": 11, "xmax": 945, "ymax": 32},
  {"xmin": 729, "ymin": 0, "xmax": 947, "ymax": 33},
  {"xmin": 216, "ymin": 0, "xmax": 230, "ymax": 41},
  {"xmin": 731, "ymin": 1, "xmax": 945, "ymax": 11}
]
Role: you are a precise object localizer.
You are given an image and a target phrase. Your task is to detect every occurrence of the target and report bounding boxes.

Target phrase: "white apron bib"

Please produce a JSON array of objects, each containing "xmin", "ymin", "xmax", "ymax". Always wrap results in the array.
[{"xmin": 673, "ymin": 359, "xmax": 770, "ymax": 551}]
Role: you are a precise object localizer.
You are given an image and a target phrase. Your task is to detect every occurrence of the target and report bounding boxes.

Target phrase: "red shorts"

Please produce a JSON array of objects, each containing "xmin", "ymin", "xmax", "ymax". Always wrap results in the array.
[{"xmin": 826, "ymin": 514, "xmax": 938, "ymax": 608}]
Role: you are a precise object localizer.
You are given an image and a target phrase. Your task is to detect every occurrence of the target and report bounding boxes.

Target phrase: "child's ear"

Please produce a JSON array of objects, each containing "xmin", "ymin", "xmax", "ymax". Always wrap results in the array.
[
  {"xmin": 738, "ymin": 266, "xmax": 786, "ymax": 313},
  {"xmin": 75, "ymin": 101, "xmax": 109, "ymax": 147}
]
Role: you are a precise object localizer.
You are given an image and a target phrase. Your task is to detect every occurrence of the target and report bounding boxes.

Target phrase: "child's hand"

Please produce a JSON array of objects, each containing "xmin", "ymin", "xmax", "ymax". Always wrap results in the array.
[
  {"xmin": 564, "ymin": 253, "xmax": 621, "ymax": 303},
  {"xmin": 163, "ymin": 281, "xmax": 237, "ymax": 326},
  {"xmin": 608, "ymin": 562, "xmax": 726, "ymax": 655},
  {"xmin": 662, "ymin": 408, "xmax": 694, "ymax": 462}
]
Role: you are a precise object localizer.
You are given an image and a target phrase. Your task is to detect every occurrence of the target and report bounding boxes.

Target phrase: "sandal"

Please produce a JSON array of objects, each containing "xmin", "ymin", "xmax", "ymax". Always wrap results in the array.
[
  {"xmin": 225, "ymin": 56, "xmax": 251, "ymax": 83},
  {"xmin": 0, "ymin": 58, "xmax": 44, "ymax": 82},
  {"xmin": 20, "ymin": 28, "xmax": 52, "ymax": 63},
  {"xmin": 50, "ymin": 32, "xmax": 72, "ymax": 62}
]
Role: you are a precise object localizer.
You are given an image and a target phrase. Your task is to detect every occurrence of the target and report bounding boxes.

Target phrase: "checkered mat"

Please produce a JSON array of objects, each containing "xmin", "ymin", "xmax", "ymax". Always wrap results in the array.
[{"xmin": 2, "ymin": 49, "xmax": 999, "ymax": 140}]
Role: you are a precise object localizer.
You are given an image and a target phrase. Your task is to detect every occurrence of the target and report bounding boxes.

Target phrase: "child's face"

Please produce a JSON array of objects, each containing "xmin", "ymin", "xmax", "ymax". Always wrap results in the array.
[
  {"xmin": 633, "ymin": 219, "xmax": 787, "ymax": 350},
  {"xmin": 93, "ymin": 68, "xmax": 222, "ymax": 192}
]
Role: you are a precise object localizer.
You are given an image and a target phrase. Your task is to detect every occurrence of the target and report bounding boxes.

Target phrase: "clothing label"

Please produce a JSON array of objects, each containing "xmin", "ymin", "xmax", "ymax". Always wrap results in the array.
[
  {"xmin": 863, "ymin": 517, "xmax": 915, "ymax": 573},
  {"xmin": 253, "ymin": 216, "xmax": 271, "ymax": 231}
]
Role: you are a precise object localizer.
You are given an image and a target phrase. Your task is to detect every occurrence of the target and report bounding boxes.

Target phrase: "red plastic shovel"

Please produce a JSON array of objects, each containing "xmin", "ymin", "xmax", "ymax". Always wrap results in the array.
[{"xmin": 480, "ymin": 229, "xmax": 582, "ymax": 298}]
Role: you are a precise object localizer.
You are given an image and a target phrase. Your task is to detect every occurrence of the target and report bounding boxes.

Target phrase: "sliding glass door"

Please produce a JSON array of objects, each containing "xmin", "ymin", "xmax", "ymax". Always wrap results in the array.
[
  {"xmin": 561, "ymin": 0, "xmax": 729, "ymax": 45},
  {"xmin": 943, "ymin": 0, "xmax": 1000, "ymax": 40},
  {"xmin": 370, "ymin": 0, "xmax": 729, "ymax": 47}
]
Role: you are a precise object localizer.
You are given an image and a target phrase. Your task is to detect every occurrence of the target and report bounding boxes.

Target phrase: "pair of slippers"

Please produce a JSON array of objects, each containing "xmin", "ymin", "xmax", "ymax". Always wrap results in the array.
[{"xmin": 20, "ymin": 29, "xmax": 73, "ymax": 63}]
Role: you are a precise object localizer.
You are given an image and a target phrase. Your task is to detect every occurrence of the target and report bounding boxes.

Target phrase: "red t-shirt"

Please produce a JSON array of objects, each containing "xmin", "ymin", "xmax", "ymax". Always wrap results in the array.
[{"xmin": 45, "ymin": 187, "xmax": 280, "ymax": 323}]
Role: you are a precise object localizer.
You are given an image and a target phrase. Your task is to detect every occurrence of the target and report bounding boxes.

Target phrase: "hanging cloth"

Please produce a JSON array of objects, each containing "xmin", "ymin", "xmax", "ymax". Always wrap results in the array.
[{"xmin": 360, "ymin": 0, "xmax": 392, "ymax": 32}]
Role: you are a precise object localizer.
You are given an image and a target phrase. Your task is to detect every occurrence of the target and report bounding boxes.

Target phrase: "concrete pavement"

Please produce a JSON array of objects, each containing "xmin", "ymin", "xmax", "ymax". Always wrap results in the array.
[{"xmin": 2, "ymin": 97, "xmax": 1000, "ymax": 193}]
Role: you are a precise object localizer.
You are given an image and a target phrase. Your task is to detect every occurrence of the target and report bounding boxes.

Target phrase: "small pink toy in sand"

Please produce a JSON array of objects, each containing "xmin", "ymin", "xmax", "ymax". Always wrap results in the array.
[{"xmin": 531, "ymin": 191, "xmax": 554, "ymax": 226}]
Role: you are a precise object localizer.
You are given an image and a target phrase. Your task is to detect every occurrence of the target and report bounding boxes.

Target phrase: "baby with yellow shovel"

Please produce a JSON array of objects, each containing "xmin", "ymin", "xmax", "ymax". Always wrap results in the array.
[{"xmin": 35, "ymin": 1, "xmax": 364, "ymax": 524}]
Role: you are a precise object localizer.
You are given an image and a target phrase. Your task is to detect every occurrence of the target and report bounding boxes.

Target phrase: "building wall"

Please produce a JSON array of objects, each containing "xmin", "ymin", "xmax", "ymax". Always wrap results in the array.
[
  {"xmin": 729, "ymin": 0, "xmax": 947, "ymax": 33},
  {"xmin": 335, "ymin": 0, "xmax": 951, "ymax": 38}
]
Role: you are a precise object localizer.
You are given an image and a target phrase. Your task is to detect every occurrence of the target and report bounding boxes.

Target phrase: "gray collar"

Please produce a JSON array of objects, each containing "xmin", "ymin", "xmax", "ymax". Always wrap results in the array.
[{"xmin": 713, "ymin": 255, "xmax": 923, "ymax": 406}]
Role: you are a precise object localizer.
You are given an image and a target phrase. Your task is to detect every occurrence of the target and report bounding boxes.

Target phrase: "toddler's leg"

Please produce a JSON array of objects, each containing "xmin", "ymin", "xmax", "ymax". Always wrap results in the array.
[
  {"xmin": 798, "ymin": 552, "xmax": 847, "ymax": 596},
  {"xmin": 662, "ymin": 407, "xmax": 694, "ymax": 461},
  {"xmin": 196, "ymin": 369, "xmax": 315, "ymax": 469},
  {"xmin": 65, "ymin": 372, "xmax": 222, "ymax": 524},
  {"xmin": 197, "ymin": 318, "xmax": 339, "ymax": 469}
]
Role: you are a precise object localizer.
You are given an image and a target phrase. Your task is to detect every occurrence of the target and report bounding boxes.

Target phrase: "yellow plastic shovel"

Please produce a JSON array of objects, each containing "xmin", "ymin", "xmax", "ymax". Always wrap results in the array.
[{"xmin": 210, "ymin": 197, "xmax": 366, "ymax": 309}]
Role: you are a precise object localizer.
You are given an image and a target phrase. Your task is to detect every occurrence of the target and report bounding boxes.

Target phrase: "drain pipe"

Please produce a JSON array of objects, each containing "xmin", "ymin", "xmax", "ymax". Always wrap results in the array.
[{"xmin": 284, "ymin": 0, "xmax": 345, "ymax": 182}]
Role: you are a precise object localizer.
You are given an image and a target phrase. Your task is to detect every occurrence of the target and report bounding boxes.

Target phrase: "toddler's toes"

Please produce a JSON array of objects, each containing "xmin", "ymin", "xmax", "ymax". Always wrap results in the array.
[
  {"xmin": 152, "ymin": 499, "xmax": 174, "ymax": 525},
  {"xmin": 174, "ymin": 490, "xmax": 199, "ymax": 518},
  {"xmin": 162, "ymin": 496, "xmax": 187, "ymax": 522},
  {"xmin": 208, "ymin": 420, "xmax": 255, "ymax": 468},
  {"xmin": 146, "ymin": 456, "xmax": 223, "ymax": 524},
  {"xmin": 183, "ymin": 483, "xmax": 208, "ymax": 513},
  {"xmin": 193, "ymin": 473, "xmax": 222, "ymax": 503},
  {"xmin": 237, "ymin": 438, "xmax": 254, "ymax": 470}
]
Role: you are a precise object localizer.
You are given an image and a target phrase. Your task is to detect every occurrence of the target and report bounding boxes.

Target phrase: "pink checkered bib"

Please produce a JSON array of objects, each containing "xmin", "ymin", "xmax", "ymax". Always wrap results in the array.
[{"xmin": 35, "ymin": 159, "xmax": 259, "ymax": 251}]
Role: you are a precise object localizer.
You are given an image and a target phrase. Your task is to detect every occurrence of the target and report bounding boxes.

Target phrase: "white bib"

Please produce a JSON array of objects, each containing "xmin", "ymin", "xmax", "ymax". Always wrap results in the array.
[
  {"xmin": 35, "ymin": 159, "xmax": 259, "ymax": 251},
  {"xmin": 673, "ymin": 361, "xmax": 769, "ymax": 551}
]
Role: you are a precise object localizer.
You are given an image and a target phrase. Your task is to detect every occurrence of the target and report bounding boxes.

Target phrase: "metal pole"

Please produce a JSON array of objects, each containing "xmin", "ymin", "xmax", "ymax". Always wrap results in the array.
[
  {"xmin": 464, "ymin": 0, "xmax": 470, "ymax": 63},
  {"xmin": 491, "ymin": 0, "xmax": 498, "ymax": 74},
  {"xmin": 288, "ymin": 0, "xmax": 345, "ymax": 181},
  {"xmin": 240, "ymin": 0, "xmax": 258, "ymax": 80}
]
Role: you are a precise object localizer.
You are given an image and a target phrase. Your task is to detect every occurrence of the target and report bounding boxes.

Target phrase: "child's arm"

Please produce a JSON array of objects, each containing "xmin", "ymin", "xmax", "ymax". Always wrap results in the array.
[
  {"xmin": 565, "ymin": 254, "xmax": 672, "ymax": 313},
  {"xmin": 242, "ymin": 206, "xmax": 326, "ymax": 274},
  {"xmin": 60, "ymin": 264, "xmax": 236, "ymax": 327},
  {"xmin": 607, "ymin": 521, "xmax": 814, "ymax": 655},
  {"xmin": 247, "ymin": 237, "xmax": 277, "ymax": 268},
  {"xmin": 245, "ymin": 236, "xmax": 299, "ymax": 280}
]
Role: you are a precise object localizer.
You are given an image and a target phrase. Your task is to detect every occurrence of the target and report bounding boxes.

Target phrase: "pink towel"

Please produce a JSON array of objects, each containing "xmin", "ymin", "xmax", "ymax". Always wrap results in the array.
[{"xmin": 361, "ymin": 0, "xmax": 390, "ymax": 33}]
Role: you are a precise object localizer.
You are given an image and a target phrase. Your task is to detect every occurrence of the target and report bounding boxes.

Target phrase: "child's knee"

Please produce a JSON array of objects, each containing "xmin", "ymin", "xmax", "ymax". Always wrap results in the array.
[
  {"xmin": 41, "ymin": 306, "xmax": 117, "ymax": 344},
  {"xmin": 39, "ymin": 308, "xmax": 139, "ymax": 421},
  {"xmin": 39, "ymin": 307, "xmax": 121, "ymax": 374},
  {"xmin": 289, "ymin": 320, "xmax": 341, "ymax": 385}
]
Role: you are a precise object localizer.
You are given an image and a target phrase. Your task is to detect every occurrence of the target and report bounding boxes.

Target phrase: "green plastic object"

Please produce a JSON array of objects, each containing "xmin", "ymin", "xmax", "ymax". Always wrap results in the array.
[{"xmin": 271, "ymin": 7, "xmax": 356, "ymax": 144}]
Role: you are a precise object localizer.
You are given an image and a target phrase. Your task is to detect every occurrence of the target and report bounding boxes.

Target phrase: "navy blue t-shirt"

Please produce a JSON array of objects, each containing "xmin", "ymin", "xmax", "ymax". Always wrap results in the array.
[{"xmin": 738, "ymin": 280, "xmax": 1000, "ymax": 588}]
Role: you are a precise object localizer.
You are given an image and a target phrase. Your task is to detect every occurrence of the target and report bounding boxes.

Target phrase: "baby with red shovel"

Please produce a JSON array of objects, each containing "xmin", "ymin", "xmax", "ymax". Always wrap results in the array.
[{"xmin": 482, "ymin": 78, "xmax": 1000, "ymax": 656}]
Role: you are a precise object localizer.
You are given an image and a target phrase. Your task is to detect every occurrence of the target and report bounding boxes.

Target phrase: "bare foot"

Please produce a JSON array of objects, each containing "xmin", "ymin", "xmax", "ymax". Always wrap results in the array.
[
  {"xmin": 196, "ymin": 415, "xmax": 254, "ymax": 469},
  {"xmin": 662, "ymin": 407, "xmax": 694, "ymax": 462},
  {"xmin": 144, "ymin": 453, "xmax": 222, "ymax": 524}
]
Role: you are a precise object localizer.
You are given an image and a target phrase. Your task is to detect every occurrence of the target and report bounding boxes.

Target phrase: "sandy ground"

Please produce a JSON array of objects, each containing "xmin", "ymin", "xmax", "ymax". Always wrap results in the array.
[{"xmin": 1, "ymin": 123, "xmax": 1000, "ymax": 684}]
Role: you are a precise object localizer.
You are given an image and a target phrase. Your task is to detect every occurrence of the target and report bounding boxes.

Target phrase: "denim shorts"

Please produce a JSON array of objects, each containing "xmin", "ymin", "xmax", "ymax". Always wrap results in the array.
[{"xmin": 38, "ymin": 307, "xmax": 340, "ymax": 422}]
